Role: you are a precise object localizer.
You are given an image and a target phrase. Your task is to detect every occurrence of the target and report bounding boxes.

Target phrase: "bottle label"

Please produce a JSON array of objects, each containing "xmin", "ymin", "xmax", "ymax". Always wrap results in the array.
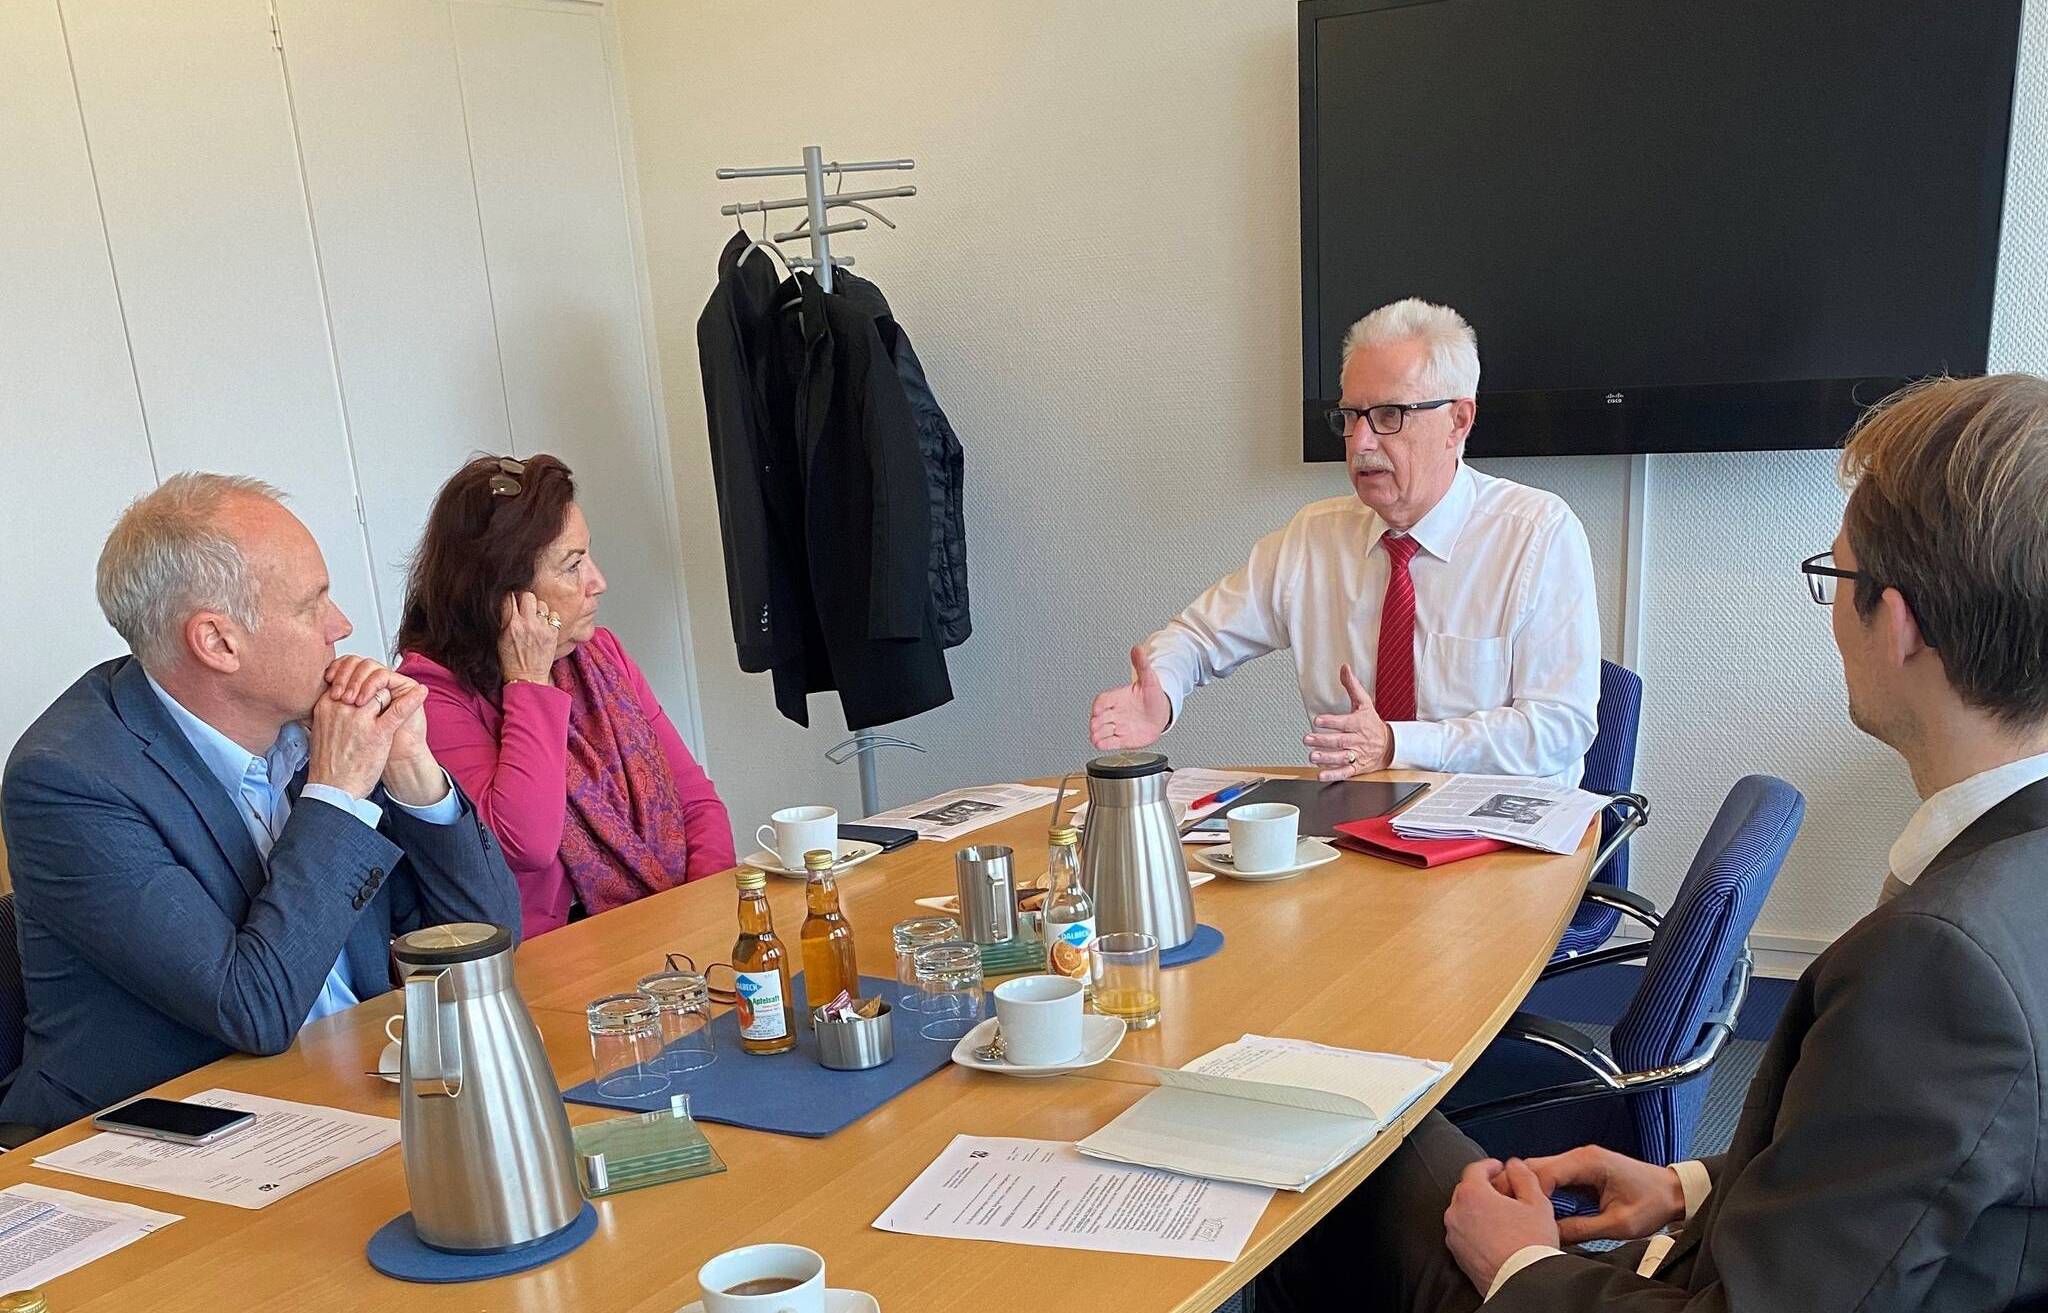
[
  {"xmin": 1045, "ymin": 916, "xmax": 1096, "ymax": 977},
  {"xmin": 735, "ymin": 970, "xmax": 789, "ymax": 1040}
]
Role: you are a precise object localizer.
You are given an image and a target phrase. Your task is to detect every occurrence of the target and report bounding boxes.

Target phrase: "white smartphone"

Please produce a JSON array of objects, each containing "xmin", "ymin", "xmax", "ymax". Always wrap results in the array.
[{"xmin": 92, "ymin": 1097, "xmax": 257, "ymax": 1146}]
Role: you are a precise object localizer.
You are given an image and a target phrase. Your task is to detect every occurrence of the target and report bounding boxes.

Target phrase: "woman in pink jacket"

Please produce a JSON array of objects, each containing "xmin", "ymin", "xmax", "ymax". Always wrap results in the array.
[{"xmin": 396, "ymin": 454, "xmax": 734, "ymax": 937}]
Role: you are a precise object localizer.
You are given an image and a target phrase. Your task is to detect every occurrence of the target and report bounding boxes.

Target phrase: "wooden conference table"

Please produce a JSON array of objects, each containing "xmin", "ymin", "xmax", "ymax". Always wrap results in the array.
[{"xmin": 1, "ymin": 768, "xmax": 1596, "ymax": 1312}]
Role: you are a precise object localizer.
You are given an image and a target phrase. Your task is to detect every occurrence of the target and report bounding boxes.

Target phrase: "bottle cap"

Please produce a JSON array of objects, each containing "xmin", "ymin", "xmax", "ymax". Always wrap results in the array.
[
  {"xmin": 0, "ymin": 1292, "xmax": 49, "ymax": 1313},
  {"xmin": 1048, "ymin": 825, "xmax": 1079, "ymax": 846},
  {"xmin": 735, "ymin": 869, "xmax": 767, "ymax": 891},
  {"xmin": 803, "ymin": 848, "xmax": 837, "ymax": 871}
]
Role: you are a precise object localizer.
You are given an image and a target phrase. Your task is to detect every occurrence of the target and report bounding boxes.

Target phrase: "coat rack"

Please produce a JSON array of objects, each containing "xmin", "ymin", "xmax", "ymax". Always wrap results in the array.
[
  {"xmin": 715, "ymin": 146, "xmax": 925, "ymax": 817},
  {"xmin": 716, "ymin": 147, "xmax": 916, "ymax": 293}
]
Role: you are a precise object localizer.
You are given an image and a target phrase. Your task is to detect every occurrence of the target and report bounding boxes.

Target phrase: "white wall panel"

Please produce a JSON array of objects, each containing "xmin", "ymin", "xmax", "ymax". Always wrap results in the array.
[
  {"xmin": 449, "ymin": 0, "xmax": 700, "ymax": 747},
  {"xmin": 61, "ymin": 0, "xmax": 383, "ymax": 651},
  {"xmin": 0, "ymin": 0, "xmax": 159, "ymax": 755},
  {"xmin": 274, "ymin": 0, "xmax": 514, "ymax": 630}
]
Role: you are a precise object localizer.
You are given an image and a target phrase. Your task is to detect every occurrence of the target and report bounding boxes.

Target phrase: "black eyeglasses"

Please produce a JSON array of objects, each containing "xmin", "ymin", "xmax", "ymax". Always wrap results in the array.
[
  {"xmin": 1798, "ymin": 552, "xmax": 1867, "ymax": 605},
  {"xmin": 488, "ymin": 457, "xmax": 527, "ymax": 499},
  {"xmin": 1324, "ymin": 399, "xmax": 1456, "ymax": 437},
  {"xmin": 664, "ymin": 952, "xmax": 737, "ymax": 1006}
]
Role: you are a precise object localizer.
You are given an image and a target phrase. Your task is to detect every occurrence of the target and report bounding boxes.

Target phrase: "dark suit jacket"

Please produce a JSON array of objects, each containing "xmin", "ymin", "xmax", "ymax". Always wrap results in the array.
[
  {"xmin": 0, "ymin": 658, "xmax": 520, "ymax": 1130},
  {"xmin": 1496, "ymin": 778, "xmax": 2048, "ymax": 1311}
]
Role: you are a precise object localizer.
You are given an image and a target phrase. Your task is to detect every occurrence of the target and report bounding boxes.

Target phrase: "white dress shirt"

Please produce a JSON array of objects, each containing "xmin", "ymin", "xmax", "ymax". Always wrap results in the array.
[
  {"xmin": 1881, "ymin": 749, "xmax": 2048, "ymax": 902},
  {"xmin": 1142, "ymin": 465, "xmax": 1601, "ymax": 784},
  {"xmin": 1488, "ymin": 752, "xmax": 2048, "ymax": 1301},
  {"xmin": 145, "ymin": 676, "xmax": 459, "ymax": 1027}
]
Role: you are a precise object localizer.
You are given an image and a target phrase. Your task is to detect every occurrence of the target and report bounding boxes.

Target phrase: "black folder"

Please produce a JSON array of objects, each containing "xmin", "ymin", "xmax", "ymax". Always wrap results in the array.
[{"xmin": 1212, "ymin": 778, "xmax": 1428, "ymax": 839}]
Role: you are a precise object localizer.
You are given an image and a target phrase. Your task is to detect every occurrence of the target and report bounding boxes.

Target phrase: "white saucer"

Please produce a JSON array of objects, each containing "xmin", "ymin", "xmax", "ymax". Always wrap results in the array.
[
  {"xmin": 949, "ymin": 1014, "xmax": 1127, "ymax": 1077},
  {"xmin": 676, "ymin": 1291, "xmax": 878, "ymax": 1313},
  {"xmin": 741, "ymin": 839, "xmax": 884, "ymax": 879},
  {"xmin": 1192, "ymin": 838, "xmax": 1342, "ymax": 882}
]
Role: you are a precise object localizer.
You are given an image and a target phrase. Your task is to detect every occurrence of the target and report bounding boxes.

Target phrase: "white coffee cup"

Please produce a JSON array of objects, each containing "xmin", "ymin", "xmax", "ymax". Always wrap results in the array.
[
  {"xmin": 991, "ymin": 974, "xmax": 1085, "ymax": 1065},
  {"xmin": 1227, "ymin": 802, "xmax": 1301, "ymax": 873},
  {"xmin": 756, "ymin": 806, "xmax": 838, "ymax": 871},
  {"xmin": 698, "ymin": 1243, "xmax": 826, "ymax": 1313}
]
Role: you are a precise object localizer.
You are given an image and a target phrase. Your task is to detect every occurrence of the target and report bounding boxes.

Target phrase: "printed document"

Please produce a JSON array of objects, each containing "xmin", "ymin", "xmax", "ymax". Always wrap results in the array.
[
  {"xmin": 1077, "ymin": 1036, "xmax": 1447, "ymax": 1191},
  {"xmin": 874, "ymin": 1135, "xmax": 1271, "ymax": 1261},
  {"xmin": 33, "ymin": 1090, "xmax": 398, "ymax": 1210},
  {"xmin": 865, "ymin": 784, "xmax": 1060, "ymax": 842},
  {"xmin": 0, "ymin": 1184, "xmax": 179, "ymax": 1288},
  {"xmin": 1391, "ymin": 774, "xmax": 1605, "ymax": 854}
]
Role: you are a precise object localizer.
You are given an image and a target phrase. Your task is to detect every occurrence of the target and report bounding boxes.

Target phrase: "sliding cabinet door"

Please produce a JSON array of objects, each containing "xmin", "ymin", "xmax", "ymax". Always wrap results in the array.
[
  {"xmin": 0, "ymin": 1, "xmax": 159, "ymax": 752},
  {"xmin": 61, "ymin": 0, "xmax": 384, "ymax": 649},
  {"xmin": 273, "ymin": 0, "xmax": 514, "ymax": 629}
]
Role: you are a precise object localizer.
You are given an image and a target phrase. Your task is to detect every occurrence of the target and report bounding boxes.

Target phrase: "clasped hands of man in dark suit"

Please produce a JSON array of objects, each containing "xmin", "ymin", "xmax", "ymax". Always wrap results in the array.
[
  {"xmin": 1443, "ymin": 1145, "xmax": 1688, "ymax": 1291},
  {"xmin": 311, "ymin": 655, "xmax": 448, "ymax": 810}
]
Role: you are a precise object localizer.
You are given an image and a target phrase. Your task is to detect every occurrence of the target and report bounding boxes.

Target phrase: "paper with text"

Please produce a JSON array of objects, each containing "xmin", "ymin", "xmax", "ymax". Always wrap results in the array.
[
  {"xmin": 0, "ymin": 1184, "xmax": 179, "ymax": 1289},
  {"xmin": 873, "ymin": 1135, "xmax": 1271, "ymax": 1261}
]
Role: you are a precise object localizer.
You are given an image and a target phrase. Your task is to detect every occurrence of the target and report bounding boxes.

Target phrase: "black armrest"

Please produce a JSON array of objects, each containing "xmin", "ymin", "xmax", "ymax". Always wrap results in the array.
[
  {"xmin": 1582, "ymin": 882, "xmax": 1661, "ymax": 930},
  {"xmin": 1540, "ymin": 937, "xmax": 1652, "ymax": 980}
]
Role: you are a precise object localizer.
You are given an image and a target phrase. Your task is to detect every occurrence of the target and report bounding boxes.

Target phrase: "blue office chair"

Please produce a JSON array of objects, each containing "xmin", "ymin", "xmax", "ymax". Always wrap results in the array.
[
  {"xmin": 1443, "ymin": 775, "xmax": 1804, "ymax": 1184},
  {"xmin": 1552, "ymin": 660, "xmax": 1648, "ymax": 963}
]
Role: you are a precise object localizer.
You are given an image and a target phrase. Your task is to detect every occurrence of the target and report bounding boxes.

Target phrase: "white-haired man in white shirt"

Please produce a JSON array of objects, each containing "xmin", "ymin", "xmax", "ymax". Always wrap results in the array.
[{"xmin": 1089, "ymin": 298, "xmax": 1600, "ymax": 785}]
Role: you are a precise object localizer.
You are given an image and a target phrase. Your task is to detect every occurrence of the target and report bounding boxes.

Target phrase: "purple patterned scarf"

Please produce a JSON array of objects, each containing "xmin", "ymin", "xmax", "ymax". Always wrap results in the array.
[{"xmin": 555, "ymin": 639, "xmax": 693, "ymax": 916}]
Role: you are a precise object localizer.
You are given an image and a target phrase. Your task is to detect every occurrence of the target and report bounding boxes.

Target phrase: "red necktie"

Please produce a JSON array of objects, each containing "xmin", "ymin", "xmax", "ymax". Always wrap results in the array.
[{"xmin": 1375, "ymin": 534, "xmax": 1420, "ymax": 722}]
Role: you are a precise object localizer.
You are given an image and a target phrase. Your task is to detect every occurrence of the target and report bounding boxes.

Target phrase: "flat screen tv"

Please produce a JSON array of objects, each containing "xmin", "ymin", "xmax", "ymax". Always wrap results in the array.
[{"xmin": 1299, "ymin": 0, "xmax": 2025, "ymax": 459}]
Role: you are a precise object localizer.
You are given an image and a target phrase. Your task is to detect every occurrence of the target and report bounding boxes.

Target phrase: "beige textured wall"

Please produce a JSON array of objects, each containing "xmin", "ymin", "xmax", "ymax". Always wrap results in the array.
[{"xmin": 615, "ymin": 0, "xmax": 2046, "ymax": 953}]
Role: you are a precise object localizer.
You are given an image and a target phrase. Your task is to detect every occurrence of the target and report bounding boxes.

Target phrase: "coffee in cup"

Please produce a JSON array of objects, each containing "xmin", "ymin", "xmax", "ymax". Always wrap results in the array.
[{"xmin": 698, "ymin": 1243, "xmax": 826, "ymax": 1313}]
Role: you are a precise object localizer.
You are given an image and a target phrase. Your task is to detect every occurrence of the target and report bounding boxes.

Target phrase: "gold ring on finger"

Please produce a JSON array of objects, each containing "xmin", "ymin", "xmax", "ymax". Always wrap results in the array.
[{"xmin": 548, "ymin": 615, "xmax": 563, "ymax": 629}]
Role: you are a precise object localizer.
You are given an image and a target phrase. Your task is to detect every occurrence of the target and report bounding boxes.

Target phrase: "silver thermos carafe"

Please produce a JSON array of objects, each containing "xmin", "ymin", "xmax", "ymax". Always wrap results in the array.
[
  {"xmin": 1077, "ymin": 752, "xmax": 1197, "ymax": 950},
  {"xmin": 393, "ymin": 923, "xmax": 582, "ymax": 1252}
]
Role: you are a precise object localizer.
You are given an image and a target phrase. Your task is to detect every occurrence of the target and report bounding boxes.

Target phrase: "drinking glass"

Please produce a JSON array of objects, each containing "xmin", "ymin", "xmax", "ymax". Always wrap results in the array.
[
  {"xmin": 892, "ymin": 916, "xmax": 960, "ymax": 1013},
  {"xmin": 913, "ymin": 940, "xmax": 984, "ymax": 1040},
  {"xmin": 1089, "ymin": 932, "xmax": 1161, "ymax": 1030},
  {"xmin": 637, "ymin": 970, "xmax": 716, "ymax": 1074},
  {"xmin": 588, "ymin": 993, "xmax": 671, "ymax": 1098}
]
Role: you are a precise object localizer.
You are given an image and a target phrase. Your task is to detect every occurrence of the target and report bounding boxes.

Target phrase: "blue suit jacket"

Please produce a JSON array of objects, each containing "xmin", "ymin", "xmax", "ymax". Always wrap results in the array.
[{"xmin": 0, "ymin": 658, "xmax": 521, "ymax": 1130}]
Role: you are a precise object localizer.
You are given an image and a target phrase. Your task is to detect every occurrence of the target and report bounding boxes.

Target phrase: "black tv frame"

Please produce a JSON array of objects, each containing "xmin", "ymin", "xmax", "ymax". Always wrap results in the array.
[{"xmin": 1297, "ymin": 0, "xmax": 2023, "ymax": 462}]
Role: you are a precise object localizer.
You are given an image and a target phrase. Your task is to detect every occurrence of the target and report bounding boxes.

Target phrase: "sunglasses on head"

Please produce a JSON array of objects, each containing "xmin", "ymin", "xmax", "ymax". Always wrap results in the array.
[{"xmin": 488, "ymin": 457, "xmax": 527, "ymax": 499}]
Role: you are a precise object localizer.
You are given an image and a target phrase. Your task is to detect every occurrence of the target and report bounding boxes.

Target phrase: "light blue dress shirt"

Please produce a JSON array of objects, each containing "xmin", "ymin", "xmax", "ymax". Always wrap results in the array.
[{"xmin": 144, "ymin": 675, "xmax": 460, "ymax": 1027}]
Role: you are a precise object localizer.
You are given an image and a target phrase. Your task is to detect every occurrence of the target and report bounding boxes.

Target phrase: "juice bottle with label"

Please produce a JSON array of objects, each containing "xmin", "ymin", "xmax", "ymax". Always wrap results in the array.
[
  {"xmin": 732, "ymin": 869, "xmax": 795, "ymax": 1054},
  {"xmin": 799, "ymin": 848, "xmax": 860, "ymax": 1019},
  {"xmin": 1041, "ymin": 825, "xmax": 1096, "ymax": 985}
]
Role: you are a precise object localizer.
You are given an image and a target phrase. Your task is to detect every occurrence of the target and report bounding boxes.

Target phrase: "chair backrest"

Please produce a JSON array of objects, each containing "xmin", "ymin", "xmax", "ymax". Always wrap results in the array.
[
  {"xmin": 0, "ymin": 892, "xmax": 24, "ymax": 1092},
  {"xmin": 1609, "ymin": 775, "xmax": 1804, "ymax": 1163},
  {"xmin": 1552, "ymin": 661, "xmax": 1644, "ymax": 960}
]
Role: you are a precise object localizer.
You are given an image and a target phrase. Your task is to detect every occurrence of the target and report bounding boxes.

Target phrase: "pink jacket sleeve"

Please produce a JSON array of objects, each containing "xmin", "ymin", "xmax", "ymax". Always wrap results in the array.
[
  {"xmin": 411, "ymin": 659, "xmax": 574, "ymax": 905},
  {"xmin": 603, "ymin": 631, "xmax": 737, "ymax": 879}
]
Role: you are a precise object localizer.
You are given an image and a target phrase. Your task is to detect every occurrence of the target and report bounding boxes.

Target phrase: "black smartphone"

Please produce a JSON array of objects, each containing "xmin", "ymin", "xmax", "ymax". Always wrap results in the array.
[
  {"xmin": 838, "ymin": 823, "xmax": 918, "ymax": 852},
  {"xmin": 92, "ymin": 1097, "xmax": 257, "ymax": 1146}
]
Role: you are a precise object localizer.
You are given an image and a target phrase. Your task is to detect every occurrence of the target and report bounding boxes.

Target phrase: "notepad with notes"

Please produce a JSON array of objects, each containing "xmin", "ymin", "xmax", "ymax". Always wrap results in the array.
[{"xmin": 1075, "ymin": 1035, "xmax": 1449, "ymax": 1191}]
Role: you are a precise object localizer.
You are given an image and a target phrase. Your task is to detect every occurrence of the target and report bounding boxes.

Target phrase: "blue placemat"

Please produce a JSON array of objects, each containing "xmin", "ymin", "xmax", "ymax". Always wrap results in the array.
[
  {"xmin": 562, "ymin": 975, "xmax": 957, "ymax": 1138},
  {"xmin": 368, "ymin": 1202, "xmax": 598, "ymax": 1283},
  {"xmin": 1161, "ymin": 923, "xmax": 1224, "ymax": 969}
]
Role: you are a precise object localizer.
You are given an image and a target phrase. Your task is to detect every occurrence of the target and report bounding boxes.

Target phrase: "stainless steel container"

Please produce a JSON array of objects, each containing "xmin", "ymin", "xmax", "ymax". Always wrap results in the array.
[
  {"xmin": 394, "ymin": 923, "xmax": 582, "ymax": 1253},
  {"xmin": 954, "ymin": 844, "xmax": 1018, "ymax": 944},
  {"xmin": 814, "ymin": 1003, "xmax": 895, "ymax": 1070},
  {"xmin": 1077, "ymin": 752, "xmax": 1197, "ymax": 950}
]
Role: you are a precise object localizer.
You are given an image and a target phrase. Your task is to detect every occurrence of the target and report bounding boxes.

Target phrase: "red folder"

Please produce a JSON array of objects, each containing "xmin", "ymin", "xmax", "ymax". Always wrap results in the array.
[{"xmin": 1333, "ymin": 815, "xmax": 1509, "ymax": 868}]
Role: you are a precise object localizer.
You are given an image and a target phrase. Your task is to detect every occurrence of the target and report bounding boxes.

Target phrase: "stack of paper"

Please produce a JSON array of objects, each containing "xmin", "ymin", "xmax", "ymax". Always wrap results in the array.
[
  {"xmin": 1390, "ymin": 774, "xmax": 1606, "ymax": 855},
  {"xmin": 33, "ymin": 1089, "xmax": 398, "ymax": 1210},
  {"xmin": 1076, "ymin": 1036, "xmax": 1448, "ymax": 1191}
]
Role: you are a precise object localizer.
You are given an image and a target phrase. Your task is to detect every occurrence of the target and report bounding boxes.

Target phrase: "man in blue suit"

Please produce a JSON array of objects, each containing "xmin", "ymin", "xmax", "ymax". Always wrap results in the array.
[{"xmin": 0, "ymin": 473, "xmax": 519, "ymax": 1130}]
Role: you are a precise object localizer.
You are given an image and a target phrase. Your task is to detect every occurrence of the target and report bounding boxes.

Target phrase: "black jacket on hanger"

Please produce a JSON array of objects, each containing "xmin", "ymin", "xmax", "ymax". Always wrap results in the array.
[
  {"xmin": 697, "ymin": 230, "xmax": 803, "ymax": 674},
  {"xmin": 699, "ymin": 229, "xmax": 953, "ymax": 731},
  {"xmin": 832, "ymin": 271, "xmax": 971, "ymax": 650}
]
